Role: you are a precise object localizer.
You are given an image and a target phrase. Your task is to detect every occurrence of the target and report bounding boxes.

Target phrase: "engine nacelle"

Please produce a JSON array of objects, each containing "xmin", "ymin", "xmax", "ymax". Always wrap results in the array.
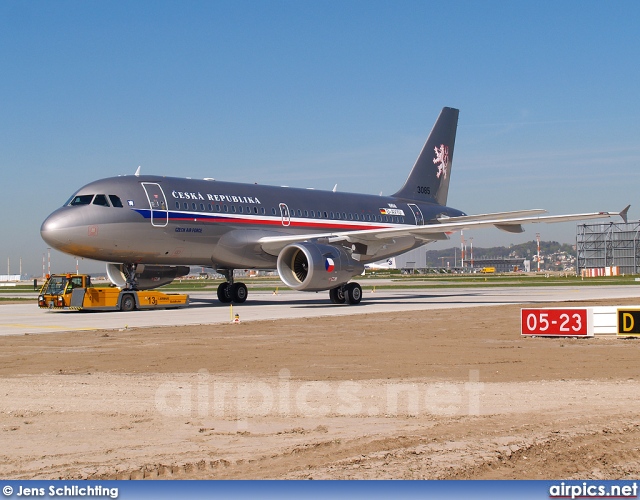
[
  {"xmin": 277, "ymin": 243, "xmax": 364, "ymax": 291},
  {"xmin": 106, "ymin": 263, "xmax": 190, "ymax": 290}
]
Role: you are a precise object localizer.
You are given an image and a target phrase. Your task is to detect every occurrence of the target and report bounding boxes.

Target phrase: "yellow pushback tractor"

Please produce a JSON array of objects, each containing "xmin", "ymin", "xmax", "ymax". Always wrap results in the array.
[{"xmin": 38, "ymin": 273, "xmax": 189, "ymax": 311}]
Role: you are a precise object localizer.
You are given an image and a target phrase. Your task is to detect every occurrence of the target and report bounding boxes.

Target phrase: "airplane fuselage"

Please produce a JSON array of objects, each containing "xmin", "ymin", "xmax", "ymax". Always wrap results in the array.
[{"xmin": 41, "ymin": 175, "xmax": 466, "ymax": 270}]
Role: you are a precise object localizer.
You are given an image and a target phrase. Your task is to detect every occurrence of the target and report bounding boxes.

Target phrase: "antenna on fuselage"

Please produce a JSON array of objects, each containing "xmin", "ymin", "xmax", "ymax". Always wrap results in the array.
[
  {"xmin": 332, "ymin": 184, "xmax": 338, "ymax": 192},
  {"xmin": 135, "ymin": 166, "xmax": 141, "ymax": 177}
]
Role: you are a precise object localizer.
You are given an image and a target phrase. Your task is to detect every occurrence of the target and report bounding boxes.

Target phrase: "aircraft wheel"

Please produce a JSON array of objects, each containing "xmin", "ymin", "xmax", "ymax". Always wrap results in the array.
[
  {"xmin": 217, "ymin": 282, "xmax": 232, "ymax": 303},
  {"xmin": 329, "ymin": 286, "xmax": 346, "ymax": 304},
  {"xmin": 345, "ymin": 283, "xmax": 362, "ymax": 305},
  {"xmin": 120, "ymin": 293, "xmax": 136, "ymax": 312},
  {"xmin": 231, "ymin": 282, "xmax": 248, "ymax": 303}
]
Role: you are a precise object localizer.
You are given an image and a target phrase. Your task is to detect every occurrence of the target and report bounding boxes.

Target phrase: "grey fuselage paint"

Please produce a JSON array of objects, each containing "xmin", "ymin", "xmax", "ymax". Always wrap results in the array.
[{"xmin": 41, "ymin": 174, "xmax": 466, "ymax": 270}]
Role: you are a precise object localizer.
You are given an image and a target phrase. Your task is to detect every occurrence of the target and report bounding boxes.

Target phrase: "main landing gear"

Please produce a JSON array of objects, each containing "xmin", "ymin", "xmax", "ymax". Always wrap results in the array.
[
  {"xmin": 216, "ymin": 269, "xmax": 248, "ymax": 304},
  {"xmin": 329, "ymin": 282, "xmax": 362, "ymax": 305}
]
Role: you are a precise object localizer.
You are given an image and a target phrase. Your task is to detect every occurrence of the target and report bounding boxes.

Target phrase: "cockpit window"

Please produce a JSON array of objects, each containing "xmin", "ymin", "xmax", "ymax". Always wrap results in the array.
[
  {"xmin": 109, "ymin": 195, "xmax": 124, "ymax": 207},
  {"xmin": 93, "ymin": 194, "xmax": 110, "ymax": 206},
  {"xmin": 69, "ymin": 194, "xmax": 94, "ymax": 206}
]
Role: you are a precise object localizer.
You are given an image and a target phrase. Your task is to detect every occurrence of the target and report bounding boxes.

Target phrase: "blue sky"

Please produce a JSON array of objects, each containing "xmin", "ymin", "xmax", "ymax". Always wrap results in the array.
[{"xmin": 1, "ymin": 1, "xmax": 639, "ymax": 276}]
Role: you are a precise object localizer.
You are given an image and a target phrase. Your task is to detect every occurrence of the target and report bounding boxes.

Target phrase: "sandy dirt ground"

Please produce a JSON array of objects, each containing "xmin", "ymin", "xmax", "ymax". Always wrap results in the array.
[{"xmin": 1, "ymin": 297, "xmax": 640, "ymax": 480}]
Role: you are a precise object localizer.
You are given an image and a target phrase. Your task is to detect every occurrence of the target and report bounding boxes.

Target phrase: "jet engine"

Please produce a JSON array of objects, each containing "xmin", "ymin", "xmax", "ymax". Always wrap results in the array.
[
  {"xmin": 106, "ymin": 263, "xmax": 190, "ymax": 290},
  {"xmin": 277, "ymin": 242, "xmax": 364, "ymax": 291}
]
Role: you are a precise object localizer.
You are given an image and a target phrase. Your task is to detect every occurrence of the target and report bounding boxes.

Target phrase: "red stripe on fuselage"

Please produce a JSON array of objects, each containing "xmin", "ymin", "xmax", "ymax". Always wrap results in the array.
[{"xmin": 168, "ymin": 213, "xmax": 393, "ymax": 231}]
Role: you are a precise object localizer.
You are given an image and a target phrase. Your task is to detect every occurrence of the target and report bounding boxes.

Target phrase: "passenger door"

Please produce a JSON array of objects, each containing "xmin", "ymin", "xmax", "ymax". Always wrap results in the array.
[
  {"xmin": 141, "ymin": 183, "xmax": 169, "ymax": 227},
  {"xmin": 279, "ymin": 203, "xmax": 291, "ymax": 227},
  {"xmin": 407, "ymin": 203, "xmax": 424, "ymax": 226}
]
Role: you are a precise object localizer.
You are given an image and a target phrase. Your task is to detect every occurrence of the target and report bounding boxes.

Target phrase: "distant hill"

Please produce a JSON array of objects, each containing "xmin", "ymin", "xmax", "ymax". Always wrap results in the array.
[{"xmin": 423, "ymin": 241, "xmax": 574, "ymax": 267}]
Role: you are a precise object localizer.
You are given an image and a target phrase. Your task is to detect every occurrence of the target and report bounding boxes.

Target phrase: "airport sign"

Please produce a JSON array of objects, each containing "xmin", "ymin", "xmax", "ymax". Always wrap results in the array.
[{"xmin": 521, "ymin": 308, "xmax": 591, "ymax": 336}]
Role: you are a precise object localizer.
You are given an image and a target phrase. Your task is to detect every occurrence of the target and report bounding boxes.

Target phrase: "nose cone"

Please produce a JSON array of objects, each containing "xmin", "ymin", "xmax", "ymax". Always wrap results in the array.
[{"xmin": 40, "ymin": 208, "xmax": 78, "ymax": 251}]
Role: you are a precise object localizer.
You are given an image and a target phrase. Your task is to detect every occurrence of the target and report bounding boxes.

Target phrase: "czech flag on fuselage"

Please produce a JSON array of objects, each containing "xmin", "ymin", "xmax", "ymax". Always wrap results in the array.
[{"xmin": 325, "ymin": 257, "xmax": 335, "ymax": 272}]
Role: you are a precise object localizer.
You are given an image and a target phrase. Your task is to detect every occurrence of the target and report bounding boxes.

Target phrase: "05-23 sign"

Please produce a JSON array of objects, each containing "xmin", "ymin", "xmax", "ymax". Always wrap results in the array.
[{"xmin": 521, "ymin": 308, "xmax": 590, "ymax": 336}]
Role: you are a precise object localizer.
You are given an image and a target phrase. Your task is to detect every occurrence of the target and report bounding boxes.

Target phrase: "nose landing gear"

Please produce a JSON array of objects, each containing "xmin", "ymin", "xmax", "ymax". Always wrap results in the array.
[{"xmin": 123, "ymin": 263, "xmax": 139, "ymax": 290}]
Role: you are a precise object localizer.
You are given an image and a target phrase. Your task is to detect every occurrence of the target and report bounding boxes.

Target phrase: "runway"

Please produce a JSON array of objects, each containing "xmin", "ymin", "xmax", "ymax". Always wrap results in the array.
[{"xmin": 3, "ymin": 285, "xmax": 640, "ymax": 336}]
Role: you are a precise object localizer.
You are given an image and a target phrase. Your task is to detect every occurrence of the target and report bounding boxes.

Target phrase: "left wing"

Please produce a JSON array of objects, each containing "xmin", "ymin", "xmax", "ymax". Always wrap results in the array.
[{"xmin": 259, "ymin": 207, "xmax": 628, "ymax": 258}]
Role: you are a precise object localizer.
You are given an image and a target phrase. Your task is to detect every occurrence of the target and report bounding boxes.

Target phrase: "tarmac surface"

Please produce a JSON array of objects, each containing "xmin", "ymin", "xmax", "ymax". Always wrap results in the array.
[
  {"xmin": 2, "ymin": 284, "xmax": 640, "ymax": 479},
  {"xmin": 4, "ymin": 284, "xmax": 640, "ymax": 336}
]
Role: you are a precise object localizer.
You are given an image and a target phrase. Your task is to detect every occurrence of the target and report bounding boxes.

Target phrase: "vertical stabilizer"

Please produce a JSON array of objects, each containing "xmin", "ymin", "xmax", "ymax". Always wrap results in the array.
[{"xmin": 392, "ymin": 107, "xmax": 459, "ymax": 206}]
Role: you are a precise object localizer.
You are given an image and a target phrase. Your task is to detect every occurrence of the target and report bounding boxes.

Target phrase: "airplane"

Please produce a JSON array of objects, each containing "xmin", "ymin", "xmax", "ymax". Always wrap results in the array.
[
  {"xmin": 364, "ymin": 257, "xmax": 397, "ymax": 270},
  {"xmin": 40, "ymin": 107, "xmax": 627, "ymax": 306}
]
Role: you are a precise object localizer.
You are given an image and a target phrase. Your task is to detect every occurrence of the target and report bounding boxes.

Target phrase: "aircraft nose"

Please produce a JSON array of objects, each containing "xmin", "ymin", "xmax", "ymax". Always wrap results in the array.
[{"xmin": 40, "ymin": 209, "xmax": 77, "ymax": 250}]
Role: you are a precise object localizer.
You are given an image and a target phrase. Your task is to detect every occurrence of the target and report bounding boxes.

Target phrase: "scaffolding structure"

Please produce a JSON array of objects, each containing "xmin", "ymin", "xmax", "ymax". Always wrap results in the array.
[{"xmin": 576, "ymin": 221, "xmax": 640, "ymax": 275}]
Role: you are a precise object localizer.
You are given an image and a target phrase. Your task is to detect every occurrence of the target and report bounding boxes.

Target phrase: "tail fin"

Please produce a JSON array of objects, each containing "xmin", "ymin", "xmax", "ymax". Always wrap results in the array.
[{"xmin": 392, "ymin": 107, "xmax": 459, "ymax": 206}]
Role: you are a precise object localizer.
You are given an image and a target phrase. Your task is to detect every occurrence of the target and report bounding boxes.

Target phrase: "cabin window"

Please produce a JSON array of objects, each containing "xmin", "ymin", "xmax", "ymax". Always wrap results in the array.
[
  {"xmin": 365, "ymin": 214, "xmax": 370, "ymax": 221},
  {"xmin": 216, "ymin": 204, "xmax": 221, "ymax": 212},
  {"xmin": 330, "ymin": 211, "xmax": 334, "ymax": 218},
  {"xmin": 354, "ymin": 214, "xmax": 359, "ymax": 221},
  {"xmin": 310, "ymin": 210, "xmax": 315, "ymax": 217},
  {"xmin": 348, "ymin": 213, "xmax": 353, "ymax": 220},
  {"xmin": 207, "ymin": 203, "xmax": 212, "ymax": 211},
  {"xmin": 342, "ymin": 212, "xmax": 347, "ymax": 220},
  {"xmin": 175, "ymin": 201, "xmax": 180, "ymax": 209},
  {"xmin": 109, "ymin": 195, "xmax": 124, "ymax": 208},
  {"xmin": 70, "ymin": 194, "xmax": 94, "ymax": 206},
  {"xmin": 254, "ymin": 207, "xmax": 258, "ymax": 214},
  {"xmin": 247, "ymin": 206, "xmax": 251, "ymax": 214},
  {"xmin": 297, "ymin": 209, "xmax": 302, "ymax": 217},
  {"xmin": 232, "ymin": 206, "xmax": 236, "ymax": 213},
  {"xmin": 271, "ymin": 208, "xmax": 276, "ymax": 215},
  {"xmin": 183, "ymin": 202, "xmax": 188, "ymax": 210},
  {"xmin": 200, "ymin": 203, "xmax": 205, "ymax": 211},
  {"xmin": 191, "ymin": 203, "xmax": 196, "ymax": 210},
  {"xmin": 93, "ymin": 194, "xmax": 110, "ymax": 206},
  {"xmin": 323, "ymin": 211, "xmax": 328, "ymax": 218},
  {"xmin": 223, "ymin": 205, "xmax": 228, "ymax": 212},
  {"xmin": 261, "ymin": 207, "xmax": 265, "ymax": 215},
  {"xmin": 238, "ymin": 206, "xmax": 243, "ymax": 213},
  {"xmin": 304, "ymin": 210, "xmax": 308, "ymax": 217}
]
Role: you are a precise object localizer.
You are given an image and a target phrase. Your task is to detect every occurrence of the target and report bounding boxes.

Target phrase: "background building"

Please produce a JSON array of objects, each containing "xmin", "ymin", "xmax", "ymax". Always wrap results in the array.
[{"xmin": 576, "ymin": 221, "xmax": 640, "ymax": 275}]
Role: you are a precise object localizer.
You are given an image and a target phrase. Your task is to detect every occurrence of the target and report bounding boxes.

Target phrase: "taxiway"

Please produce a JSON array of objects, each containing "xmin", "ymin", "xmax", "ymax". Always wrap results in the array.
[{"xmin": 3, "ymin": 285, "xmax": 640, "ymax": 336}]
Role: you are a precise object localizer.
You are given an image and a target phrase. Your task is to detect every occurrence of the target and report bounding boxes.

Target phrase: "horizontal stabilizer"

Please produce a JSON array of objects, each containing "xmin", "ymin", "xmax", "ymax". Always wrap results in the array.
[{"xmin": 437, "ymin": 209, "xmax": 546, "ymax": 224}]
